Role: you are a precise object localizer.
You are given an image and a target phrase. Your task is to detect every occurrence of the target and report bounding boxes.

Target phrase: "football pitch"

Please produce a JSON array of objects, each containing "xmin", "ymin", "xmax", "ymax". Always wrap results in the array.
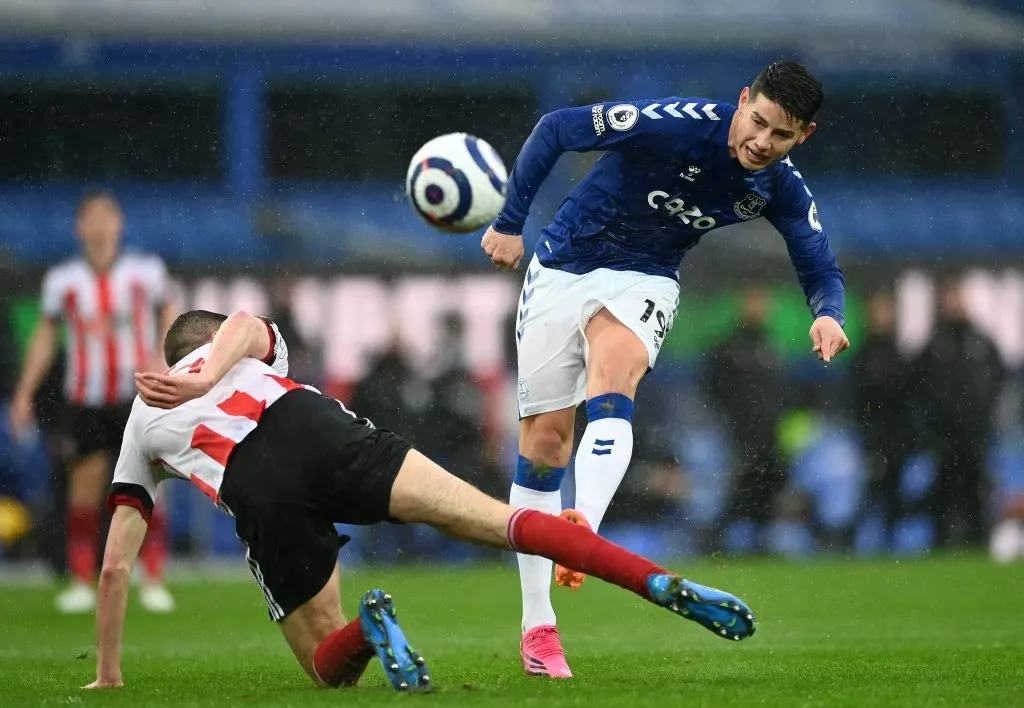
[{"xmin": 3, "ymin": 556, "xmax": 1024, "ymax": 707}]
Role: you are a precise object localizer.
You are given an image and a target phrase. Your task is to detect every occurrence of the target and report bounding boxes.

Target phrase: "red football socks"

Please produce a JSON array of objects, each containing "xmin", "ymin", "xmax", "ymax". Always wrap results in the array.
[
  {"xmin": 67, "ymin": 506, "xmax": 100, "ymax": 583},
  {"xmin": 139, "ymin": 511, "xmax": 167, "ymax": 582},
  {"xmin": 312, "ymin": 619, "xmax": 375, "ymax": 687},
  {"xmin": 506, "ymin": 508, "xmax": 667, "ymax": 598}
]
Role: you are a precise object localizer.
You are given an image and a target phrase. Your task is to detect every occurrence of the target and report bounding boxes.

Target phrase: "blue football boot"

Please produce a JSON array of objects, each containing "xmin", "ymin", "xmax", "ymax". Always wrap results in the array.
[
  {"xmin": 646, "ymin": 574, "xmax": 757, "ymax": 641},
  {"xmin": 359, "ymin": 589, "xmax": 431, "ymax": 691}
]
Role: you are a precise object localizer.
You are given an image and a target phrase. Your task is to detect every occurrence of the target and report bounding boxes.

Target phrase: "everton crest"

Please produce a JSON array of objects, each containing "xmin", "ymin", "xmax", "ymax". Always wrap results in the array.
[{"xmin": 734, "ymin": 193, "xmax": 766, "ymax": 220}]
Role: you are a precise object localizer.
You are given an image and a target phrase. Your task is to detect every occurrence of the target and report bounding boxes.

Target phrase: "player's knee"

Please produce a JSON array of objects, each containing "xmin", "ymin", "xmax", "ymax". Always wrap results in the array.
[
  {"xmin": 589, "ymin": 354, "xmax": 648, "ymax": 397},
  {"xmin": 520, "ymin": 419, "xmax": 572, "ymax": 468}
]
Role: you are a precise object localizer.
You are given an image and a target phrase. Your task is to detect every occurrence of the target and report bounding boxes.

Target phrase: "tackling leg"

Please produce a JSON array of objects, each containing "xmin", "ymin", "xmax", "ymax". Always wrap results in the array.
[{"xmin": 387, "ymin": 450, "xmax": 757, "ymax": 641}]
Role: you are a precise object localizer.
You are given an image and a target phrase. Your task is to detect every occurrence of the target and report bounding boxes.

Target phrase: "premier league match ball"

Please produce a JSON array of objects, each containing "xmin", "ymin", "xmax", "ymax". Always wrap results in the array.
[{"xmin": 406, "ymin": 133, "xmax": 508, "ymax": 233}]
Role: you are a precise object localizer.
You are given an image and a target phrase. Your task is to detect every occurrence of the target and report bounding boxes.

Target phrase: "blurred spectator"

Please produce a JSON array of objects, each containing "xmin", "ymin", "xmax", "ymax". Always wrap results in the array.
[
  {"xmin": 848, "ymin": 291, "xmax": 914, "ymax": 547},
  {"xmin": 916, "ymin": 277, "xmax": 1004, "ymax": 548},
  {"xmin": 267, "ymin": 275, "xmax": 319, "ymax": 385},
  {"xmin": 603, "ymin": 381, "xmax": 688, "ymax": 524},
  {"xmin": 348, "ymin": 325, "xmax": 430, "ymax": 450},
  {"xmin": 417, "ymin": 316, "xmax": 502, "ymax": 497},
  {"xmin": 702, "ymin": 286, "xmax": 787, "ymax": 551}
]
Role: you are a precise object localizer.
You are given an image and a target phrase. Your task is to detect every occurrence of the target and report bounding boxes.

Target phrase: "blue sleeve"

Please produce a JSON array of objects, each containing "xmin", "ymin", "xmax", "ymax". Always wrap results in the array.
[
  {"xmin": 493, "ymin": 100, "xmax": 699, "ymax": 234},
  {"xmin": 764, "ymin": 159, "xmax": 846, "ymax": 326}
]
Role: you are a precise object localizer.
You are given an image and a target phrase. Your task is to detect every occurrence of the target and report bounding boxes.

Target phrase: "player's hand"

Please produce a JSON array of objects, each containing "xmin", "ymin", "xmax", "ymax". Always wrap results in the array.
[
  {"xmin": 481, "ymin": 227, "xmax": 525, "ymax": 270},
  {"xmin": 9, "ymin": 391, "xmax": 34, "ymax": 438},
  {"xmin": 82, "ymin": 676, "xmax": 123, "ymax": 689},
  {"xmin": 809, "ymin": 315, "xmax": 850, "ymax": 364},
  {"xmin": 134, "ymin": 371, "xmax": 215, "ymax": 409}
]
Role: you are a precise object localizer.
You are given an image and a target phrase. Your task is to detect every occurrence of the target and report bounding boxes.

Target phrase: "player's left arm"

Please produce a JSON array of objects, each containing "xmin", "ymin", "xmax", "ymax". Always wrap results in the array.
[
  {"xmin": 85, "ymin": 413, "xmax": 157, "ymax": 689},
  {"xmin": 764, "ymin": 161, "xmax": 849, "ymax": 363},
  {"xmin": 485, "ymin": 98, "xmax": 693, "ymax": 267},
  {"xmin": 494, "ymin": 100, "xmax": 691, "ymax": 233},
  {"xmin": 136, "ymin": 311, "xmax": 281, "ymax": 408}
]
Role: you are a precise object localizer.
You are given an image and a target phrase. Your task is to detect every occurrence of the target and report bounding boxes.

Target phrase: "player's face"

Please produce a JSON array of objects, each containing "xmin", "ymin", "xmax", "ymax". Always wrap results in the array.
[
  {"xmin": 76, "ymin": 199, "xmax": 123, "ymax": 270},
  {"xmin": 730, "ymin": 87, "xmax": 817, "ymax": 170}
]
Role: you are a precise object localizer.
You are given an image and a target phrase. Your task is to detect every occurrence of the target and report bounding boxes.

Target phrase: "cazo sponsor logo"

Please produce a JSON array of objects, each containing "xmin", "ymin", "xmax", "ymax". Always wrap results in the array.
[{"xmin": 648, "ymin": 190, "xmax": 716, "ymax": 230}]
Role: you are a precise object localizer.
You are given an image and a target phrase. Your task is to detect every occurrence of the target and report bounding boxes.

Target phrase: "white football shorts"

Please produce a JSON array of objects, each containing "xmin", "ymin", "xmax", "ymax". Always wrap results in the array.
[{"xmin": 514, "ymin": 254, "xmax": 679, "ymax": 418}]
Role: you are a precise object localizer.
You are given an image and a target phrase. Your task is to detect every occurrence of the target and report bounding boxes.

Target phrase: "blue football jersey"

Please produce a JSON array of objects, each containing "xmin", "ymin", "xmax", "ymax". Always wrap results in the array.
[{"xmin": 493, "ymin": 99, "xmax": 845, "ymax": 324}]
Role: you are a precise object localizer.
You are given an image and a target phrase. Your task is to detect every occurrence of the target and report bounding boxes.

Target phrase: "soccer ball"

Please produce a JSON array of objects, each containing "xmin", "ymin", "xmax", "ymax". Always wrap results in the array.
[{"xmin": 406, "ymin": 133, "xmax": 508, "ymax": 233}]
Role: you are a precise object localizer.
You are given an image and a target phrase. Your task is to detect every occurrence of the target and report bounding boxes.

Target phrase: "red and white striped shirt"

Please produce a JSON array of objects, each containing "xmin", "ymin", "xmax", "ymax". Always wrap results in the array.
[
  {"xmin": 42, "ymin": 253, "xmax": 170, "ymax": 408},
  {"xmin": 112, "ymin": 322, "xmax": 314, "ymax": 507}
]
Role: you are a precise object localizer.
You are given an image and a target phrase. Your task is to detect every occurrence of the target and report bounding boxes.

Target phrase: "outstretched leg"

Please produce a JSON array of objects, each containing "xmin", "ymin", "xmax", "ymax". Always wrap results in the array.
[{"xmin": 389, "ymin": 449, "xmax": 757, "ymax": 641}]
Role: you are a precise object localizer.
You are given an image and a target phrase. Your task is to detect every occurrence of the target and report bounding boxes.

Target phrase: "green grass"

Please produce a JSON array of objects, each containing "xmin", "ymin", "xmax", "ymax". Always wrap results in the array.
[{"xmin": 3, "ymin": 556, "xmax": 1024, "ymax": 706}]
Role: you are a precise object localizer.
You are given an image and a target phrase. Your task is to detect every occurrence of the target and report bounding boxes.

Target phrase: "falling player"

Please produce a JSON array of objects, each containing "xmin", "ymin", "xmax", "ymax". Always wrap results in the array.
[
  {"xmin": 84, "ymin": 309, "xmax": 756, "ymax": 691},
  {"xmin": 480, "ymin": 60, "xmax": 850, "ymax": 677}
]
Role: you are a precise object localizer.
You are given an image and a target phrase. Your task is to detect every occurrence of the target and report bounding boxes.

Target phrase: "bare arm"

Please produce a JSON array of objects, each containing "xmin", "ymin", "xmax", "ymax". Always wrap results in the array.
[
  {"xmin": 135, "ymin": 311, "xmax": 272, "ymax": 409},
  {"xmin": 200, "ymin": 310, "xmax": 273, "ymax": 384},
  {"xmin": 14, "ymin": 316, "xmax": 58, "ymax": 399},
  {"xmin": 83, "ymin": 505, "xmax": 149, "ymax": 689},
  {"xmin": 10, "ymin": 317, "xmax": 59, "ymax": 433}
]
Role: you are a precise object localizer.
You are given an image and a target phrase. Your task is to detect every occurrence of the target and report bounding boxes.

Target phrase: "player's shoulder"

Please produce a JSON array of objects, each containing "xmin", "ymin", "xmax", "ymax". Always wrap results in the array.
[
  {"xmin": 125, "ymin": 394, "xmax": 157, "ymax": 439},
  {"xmin": 770, "ymin": 155, "xmax": 808, "ymax": 180},
  {"xmin": 44, "ymin": 256, "xmax": 86, "ymax": 278},
  {"xmin": 766, "ymin": 155, "xmax": 814, "ymax": 198},
  {"xmin": 42, "ymin": 257, "xmax": 89, "ymax": 291},
  {"xmin": 630, "ymin": 96, "xmax": 734, "ymax": 131}
]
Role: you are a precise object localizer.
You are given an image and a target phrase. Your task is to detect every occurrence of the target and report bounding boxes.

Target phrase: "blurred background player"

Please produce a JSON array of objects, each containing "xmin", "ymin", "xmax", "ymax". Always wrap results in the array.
[
  {"xmin": 9, "ymin": 191, "xmax": 177, "ymax": 613},
  {"xmin": 481, "ymin": 60, "xmax": 849, "ymax": 677},
  {"xmin": 702, "ymin": 285, "xmax": 787, "ymax": 552},
  {"xmin": 848, "ymin": 290, "xmax": 914, "ymax": 549},
  {"xmin": 916, "ymin": 278, "xmax": 1004, "ymax": 548}
]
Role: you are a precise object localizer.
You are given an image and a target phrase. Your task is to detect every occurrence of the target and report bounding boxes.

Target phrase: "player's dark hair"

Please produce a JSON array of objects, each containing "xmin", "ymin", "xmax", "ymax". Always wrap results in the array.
[
  {"xmin": 76, "ymin": 189, "xmax": 122, "ymax": 219},
  {"xmin": 164, "ymin": 310, "xmax": 228, "ymax": 366},
  {"xmin": 750, "ymin": 60, "xmax": 823, "ymax": 125}
]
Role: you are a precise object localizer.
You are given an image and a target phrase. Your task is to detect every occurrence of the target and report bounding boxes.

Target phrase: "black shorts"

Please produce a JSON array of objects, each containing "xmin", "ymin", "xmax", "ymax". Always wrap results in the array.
[
  {"xmin": 219, "ymin": 388, "xmax": 412, "ymax": 621},
  {"xmin": 66, "ymin": 403, "xmax": 133, "ymax": 459}
]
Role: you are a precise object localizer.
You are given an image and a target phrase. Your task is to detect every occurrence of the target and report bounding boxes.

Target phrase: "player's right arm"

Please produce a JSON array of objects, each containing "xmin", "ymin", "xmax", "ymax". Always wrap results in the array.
[
  {"xmin": 85, "ymin": 505, "xmax": 148, "ymax": 689},
  {"xmin": 482, "ymin": 100, "xmax": 685, "ymax": 268},
  {"xmin": 135, "ymin": 311, "xmax": 283, "ymax": 409},
  {"xmin": 11, "ymin": 269, "xmax": 63, "ymax": 434},
  {"xmin": 86, "ymin": 411, "xmax": 157, "ymax": 689}
]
